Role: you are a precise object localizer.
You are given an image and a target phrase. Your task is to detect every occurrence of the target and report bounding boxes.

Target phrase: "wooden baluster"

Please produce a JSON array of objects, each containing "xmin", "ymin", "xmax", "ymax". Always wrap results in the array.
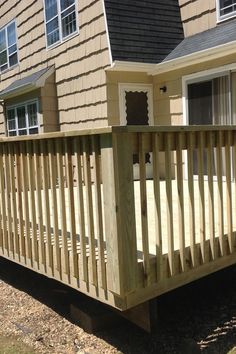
[
  {"xmin": 216, "ymin": 131, "xmax": 225, "ymax": 257},
  {"xmin": 225, "ymin": 131, "xmax": 233, "ymax": 253},
  {"xmin": 0, "ymin": 144, "xmax": 8, "ymax": 256},
  {"xmin": 152, "ymin": 133, "xmax": 163, "ymax": 282},
  {"xmin": 92, "ymin": 135, "xmax": 107, "ymax": 290},
  {"xmin": 82, "ymin": 136, "xmax": 97, "ymax": 286},
  {"xmin": 165, "ymin": 133, "xmax": 175, "ymax": 276},
  {"xmin": 176, "ymin": 132, "xmax": 186, "ymax": 272}
]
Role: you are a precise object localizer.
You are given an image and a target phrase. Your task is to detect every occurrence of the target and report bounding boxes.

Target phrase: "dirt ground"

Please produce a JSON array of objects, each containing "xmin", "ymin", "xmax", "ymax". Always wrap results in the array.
[{"xmin": 1, "ymin": 258, "xmax": 236, "ymax": 353}]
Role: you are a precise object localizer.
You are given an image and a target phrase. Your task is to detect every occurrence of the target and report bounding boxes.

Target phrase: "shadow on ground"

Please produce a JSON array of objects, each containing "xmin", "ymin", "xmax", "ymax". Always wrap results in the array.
[{"xmin": 0, "ymin": 257, "xmax": 236, "ymax": 354}]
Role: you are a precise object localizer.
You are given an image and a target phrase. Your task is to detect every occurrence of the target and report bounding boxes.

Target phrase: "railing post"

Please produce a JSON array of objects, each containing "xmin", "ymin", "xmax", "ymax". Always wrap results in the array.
[{"xmin": 100, "ymin": 131, "xmax": 137, "ymax": 298}]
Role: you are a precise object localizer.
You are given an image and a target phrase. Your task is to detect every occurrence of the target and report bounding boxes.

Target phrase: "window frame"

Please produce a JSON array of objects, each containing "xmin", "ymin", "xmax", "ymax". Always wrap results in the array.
[
  {"xmin": 0, "ymin": 19, "xmax": 19, "ymax": 73},
  {"xmin": 43, "ymin": 0, "xmax": 79, "ymax": 49},
  {"xmin": 216, "ymin": 0, "xmax": 236, "ymax": 22},
  {"xmin": 6, "ymin": 99, "xmax": 40, "ymax": 137}
]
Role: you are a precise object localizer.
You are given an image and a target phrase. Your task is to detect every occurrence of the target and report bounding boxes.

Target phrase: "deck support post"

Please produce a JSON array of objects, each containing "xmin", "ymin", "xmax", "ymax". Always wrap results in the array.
[{"xmin": 100, "ymin": 132, "xmax": 137, "ymax": 301}]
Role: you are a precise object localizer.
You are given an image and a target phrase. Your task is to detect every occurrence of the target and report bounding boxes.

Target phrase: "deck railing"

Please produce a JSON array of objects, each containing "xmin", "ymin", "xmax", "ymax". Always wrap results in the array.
[{"xmin": 1, "ymin": 126, "xmax": 236, "ymax": 310}]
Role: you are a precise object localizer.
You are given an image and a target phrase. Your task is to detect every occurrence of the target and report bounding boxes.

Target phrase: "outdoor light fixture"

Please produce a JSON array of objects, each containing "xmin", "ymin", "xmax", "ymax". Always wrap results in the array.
[{"xmin": 160, "ymin": 85, "xmax": 167, "ymax": 94}]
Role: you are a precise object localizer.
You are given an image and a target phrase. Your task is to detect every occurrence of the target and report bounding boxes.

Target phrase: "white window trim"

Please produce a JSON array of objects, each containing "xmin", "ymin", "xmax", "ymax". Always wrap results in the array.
[
  {"xmin": 118, "ymin": 83, "xmax": 154, "ymax": 126},
  {"xmin": 6, "ymin": 99, "xmax": 39, "ymax": 136},
  {"xmin": 216, "ymin": 0, "xmax": 236, "ymax": 22},
  {"xmin": 43, "ymin": 0, "xmax": 79, "ymax": 50},
  {"xmin": 0, "ymin": 19, "xmax": 19, "ymax": 73}
]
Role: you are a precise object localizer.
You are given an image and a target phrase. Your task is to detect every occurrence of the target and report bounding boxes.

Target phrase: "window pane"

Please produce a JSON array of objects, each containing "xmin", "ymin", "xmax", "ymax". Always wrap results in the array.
[
  {"xmin": 8, "ymin": 43, "xmax": 17, "ymax": 55},
  {"xmin": 19, "ymin": 129, "xmax": 27, "ymax": 136},
  {"xmin": 8, "ymin": 119, "xmax": 16, "ymax": 130},
  {"xmin": 7, "ymin": 109, "xmax": 15, "ymax": 120},
  {"xmin": 29, "ymin": 128, "xmax": 38, "ymax": 135},
  {"xmin": 61, "ymin": 6, "xmax": 76, "ymax": 38},
  {"xmin": 45, "ymin": 0, "xmax": 58, "ymax": 21},
  {"xmin": 17, "ymin": 106, "xmax": 26, "ymax": 129},
  {"xmin": 220, "ymin": 0, "xmax": 236, "ymax": 15},
  {"xmin": 60, "ymin": 0, "xmax": 75, "ymax": 11},
  {"xmin": 9, "ymin": 52, "xmax": 18, "ymax": 67},
  {"xmin": 46, "ymin": 17, "xmax": 60, "ymax": 45},
  {"xmin": 9, "ymin": 131, "xmax": 16, "ymax": 136},
  {"xmin": 7, "ymin": 22, "xmax": 16, "ymax": 47},
  {"xmin": 0, "ymin": 50, "xmax": 7, "ymax": 66},
  {"xmin": 27, "ymin": 103, "xmax": 38, "ymax": 127},
  {"xmin": 0, "ymin": 63, "xmax": 7, "ymax": 72},
  {"xmin": 0, "ymin": 29, "xmax": 6, "ymax": 52}
]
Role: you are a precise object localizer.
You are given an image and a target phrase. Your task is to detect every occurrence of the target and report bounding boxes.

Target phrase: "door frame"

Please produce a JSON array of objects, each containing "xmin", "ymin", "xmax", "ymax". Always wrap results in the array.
[{"xmin": 118, "ymin": 83, "xmax": 154, "ymax": 126}]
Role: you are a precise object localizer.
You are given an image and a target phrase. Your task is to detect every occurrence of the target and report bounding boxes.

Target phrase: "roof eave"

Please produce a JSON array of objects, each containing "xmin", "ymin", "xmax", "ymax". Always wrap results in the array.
[
  {"xmin": 151, "ymin": 41, "xmax": 236, "ymax": 75},
  {"xmin": 106, "ymin": 60, "xmax": 156, "ymax": 73}
]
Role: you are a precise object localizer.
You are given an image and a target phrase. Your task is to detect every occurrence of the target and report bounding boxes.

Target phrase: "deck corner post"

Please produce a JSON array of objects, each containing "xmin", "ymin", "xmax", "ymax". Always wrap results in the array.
[{"xmin": 100, "ymin": 131, "xmax": 137, "ymax": 298}]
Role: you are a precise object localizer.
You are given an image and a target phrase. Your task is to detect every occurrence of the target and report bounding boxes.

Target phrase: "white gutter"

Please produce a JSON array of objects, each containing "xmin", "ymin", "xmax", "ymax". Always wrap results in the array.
[
  {"xmin": 107, "ymin": 60, "xmax": 156, "ymax": 73},
  {"xmin": 151, "ymin": 40, "xmax": 236, "ymax": 75}
]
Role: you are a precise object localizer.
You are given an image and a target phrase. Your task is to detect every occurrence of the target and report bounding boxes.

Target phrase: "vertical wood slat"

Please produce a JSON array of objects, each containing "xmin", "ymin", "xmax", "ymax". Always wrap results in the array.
[
  {"xmin": 138, "ymin": 133, "xmax": 150, "ymax": 284},
  {"xmin": 176, "ymin": 132, "xmax": 186, "ymax": 272},
  {"xmin": 9, "ymin": 143, "xmax": 20, "ymax": 261},
  {"xmin": 33, "ymin": 140, "xmax": 46, "ymax": 272},
  {"xmin": 64, "ymin": 138, "xmax": 78, "ymax": 280},
  {"xmin": 207, "ymin": 131, "xmax": 215, "ymax": 260},
  {"xmin": 20, "ymin": 142, "xmax": 32, "ymax": 265},
  {"xmin": 152, "ymin": 133, "xmax": 163, "ymax": 282},
  {"xmin": 92, "ymin": 135, "xmax": 107, "ymax": 290},
  {"xmin": 56, "ymin": 139, "xmax": 70, "ymax": 281},
  {"xmin": 197, "ymin": 131, "xmax": 206, "ymax": 263},
  {"xmin": 3, "ymin": 144, "xmax": 13, "ymax": 258},
  {"xmin": 216, "ymin": 131, "xmax": 225, "ymax": 257},
  {"xmin": 26, "ymin": 141, "xmax": 38, "ymax": 267},
  {"xmin": 74, "ymin": 137, "xmax": 88, "ymax": 284},
  {"xmin": 14, "ymin": 143, "xmax": 25, "ymax": 262},
  {"xmin": 40, "ymin": 140, "xmax": 53, "ymax": 275},
  {"xmin": 225, "ymin": 131, "xmax": 233, "ymax": 253},
  {"xmin": 82, "ymin": 136, "xmax": 97, "ymax": 286},
  {"xmin": 187, "ymin": 131, "xmax": 196, "ymax": 267},
  {"xmin": 48, "ymin": 139, "xmax": 61, "ymax": 278},
  {"xmin": 0, "ymin": 144, "xmax": 8, "ymax": 255},
  {"xmin": 165, "ymin": 133, "xmax": 175, "ymax": 276}
]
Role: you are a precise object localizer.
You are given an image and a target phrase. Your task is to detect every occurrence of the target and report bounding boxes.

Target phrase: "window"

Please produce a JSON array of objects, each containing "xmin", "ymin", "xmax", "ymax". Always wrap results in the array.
[
  {"xmin": 7, "ymin": 101, "xmax": 39, "ymax": 136},
  {"xmin": 217, "ymin": 0, "xmax": 236, "ymax": 21},
  {"xmin": 44, "ymin": 0, "xmax": 78, "ymax": 47},
  {"xmin": 0, "ymin": 21, "xmax": 18, "ymax": 72}
]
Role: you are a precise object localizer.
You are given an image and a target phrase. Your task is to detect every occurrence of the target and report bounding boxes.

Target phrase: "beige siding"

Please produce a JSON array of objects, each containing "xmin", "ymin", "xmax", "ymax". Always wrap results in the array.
[
  {"xmin": 179, "ymin": 0, "xmax": 216, "ymax": 37},
  {"xmin": 154, "ymin": 52, "xmax": 236, "ymax": 126},
  {"xmin": 106, "ymin": 72, "xmax": 154, "ymax": 125},
  {"xmin": 0, "ymin": 0, "xmax": 110, "ymax": 135}
]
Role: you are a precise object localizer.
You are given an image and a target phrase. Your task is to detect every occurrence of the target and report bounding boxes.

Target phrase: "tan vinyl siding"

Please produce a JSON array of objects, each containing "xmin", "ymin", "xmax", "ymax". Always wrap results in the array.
[
  {"xmin": 154, "ymin": 52, "xmax": 236, "ymax": 126},
  {"xmin": 0, "ymin": 0, "xmax": 110, "ymax": 134},
  {"xmin": 179, "ymin": 0, "xmax": 216, "ymax": 37},
  {"xmin": 106, "ymin": 72, "xmax": 154, "ymax": 125}
]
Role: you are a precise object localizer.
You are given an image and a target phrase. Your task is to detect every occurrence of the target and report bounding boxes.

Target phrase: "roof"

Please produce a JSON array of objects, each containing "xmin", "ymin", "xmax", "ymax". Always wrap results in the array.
[
  {"xmin": 0, "ymin": 66, "xmax": 54, "ymax": 99},
  {"xmin": 104, "ymin": 0, "xmax": 184, "ymax": 64},
  {"xmin": 164, "ymin": 19, "xmax": 236, "ymax": 62}
]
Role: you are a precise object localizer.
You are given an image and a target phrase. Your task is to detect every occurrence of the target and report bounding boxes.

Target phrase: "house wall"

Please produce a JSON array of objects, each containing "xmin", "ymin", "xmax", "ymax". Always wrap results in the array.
[
  {"xmin": 178, "ymin": 0, "xmax": 216, "ymax": 37},
  {"xmin": 0, "ymin": 0, "xmax": 111, "ymax": 135},
  {"xmin": 154, "ymin": 53, "xmax": 236, "ymax": 126},
  {"xmin": 106, "ymin": 72, "xmax": 154, "ymax": 125}
]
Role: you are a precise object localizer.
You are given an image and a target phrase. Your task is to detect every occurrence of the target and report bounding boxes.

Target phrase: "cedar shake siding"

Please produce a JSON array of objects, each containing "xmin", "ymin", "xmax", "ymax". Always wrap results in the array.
[
  {"xmin": 104, "ymin": 0, "xmax": 184, "ymax": 63},
  {"xmin": 0, "ymin": 0, "xmax": 111, "ymax": 135},
  {"xmin": 178, "ymin": 0, "xmax": 216, "ymax": 37}
]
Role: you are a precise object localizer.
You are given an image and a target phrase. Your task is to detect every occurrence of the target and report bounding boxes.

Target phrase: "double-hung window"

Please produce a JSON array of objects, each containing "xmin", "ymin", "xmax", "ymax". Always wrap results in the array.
[
  {"xmin": 7, "ymin": 101, "xmax": 39, "ymax": 136},
  {"xmin": 0, "ymin": 21, "xmax": 18, "ymax": 72},
  {"xmin": 217, "ymin": 0, "xmax": 236, "ymax": 21},
  {"xmin": 44, "ymin": 0, "xmax": 78, "ymax": 47}
]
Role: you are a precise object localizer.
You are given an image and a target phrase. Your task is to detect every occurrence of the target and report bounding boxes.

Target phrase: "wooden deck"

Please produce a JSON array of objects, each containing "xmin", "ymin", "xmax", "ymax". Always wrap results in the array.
[{"xmin": 0, "ymin": 126, "xmax": 236, "ymax": 312}]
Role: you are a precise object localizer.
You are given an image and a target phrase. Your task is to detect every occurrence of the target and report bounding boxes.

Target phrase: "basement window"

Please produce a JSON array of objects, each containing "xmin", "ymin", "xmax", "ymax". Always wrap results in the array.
[
  {"xmin": 43, "ymin": 0, "xmax": 78, "ymax": 48},
  {"xmin": 6, "ymin": 100, "xmax": 39, "ymax": 136},
  {"xmin": 217, "ymin": 0, "xmax": 236, "ymax": 21}
]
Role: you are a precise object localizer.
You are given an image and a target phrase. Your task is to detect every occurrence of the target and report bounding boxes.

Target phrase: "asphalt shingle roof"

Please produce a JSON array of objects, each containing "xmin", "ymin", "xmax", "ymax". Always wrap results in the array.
[
  {"xmin": 104, "ymin": 0, "xmax": 184, "ymax": 63},
  {"xmin": 164, "ymin": 19, "xmax": 236, "ymax": 62}
]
